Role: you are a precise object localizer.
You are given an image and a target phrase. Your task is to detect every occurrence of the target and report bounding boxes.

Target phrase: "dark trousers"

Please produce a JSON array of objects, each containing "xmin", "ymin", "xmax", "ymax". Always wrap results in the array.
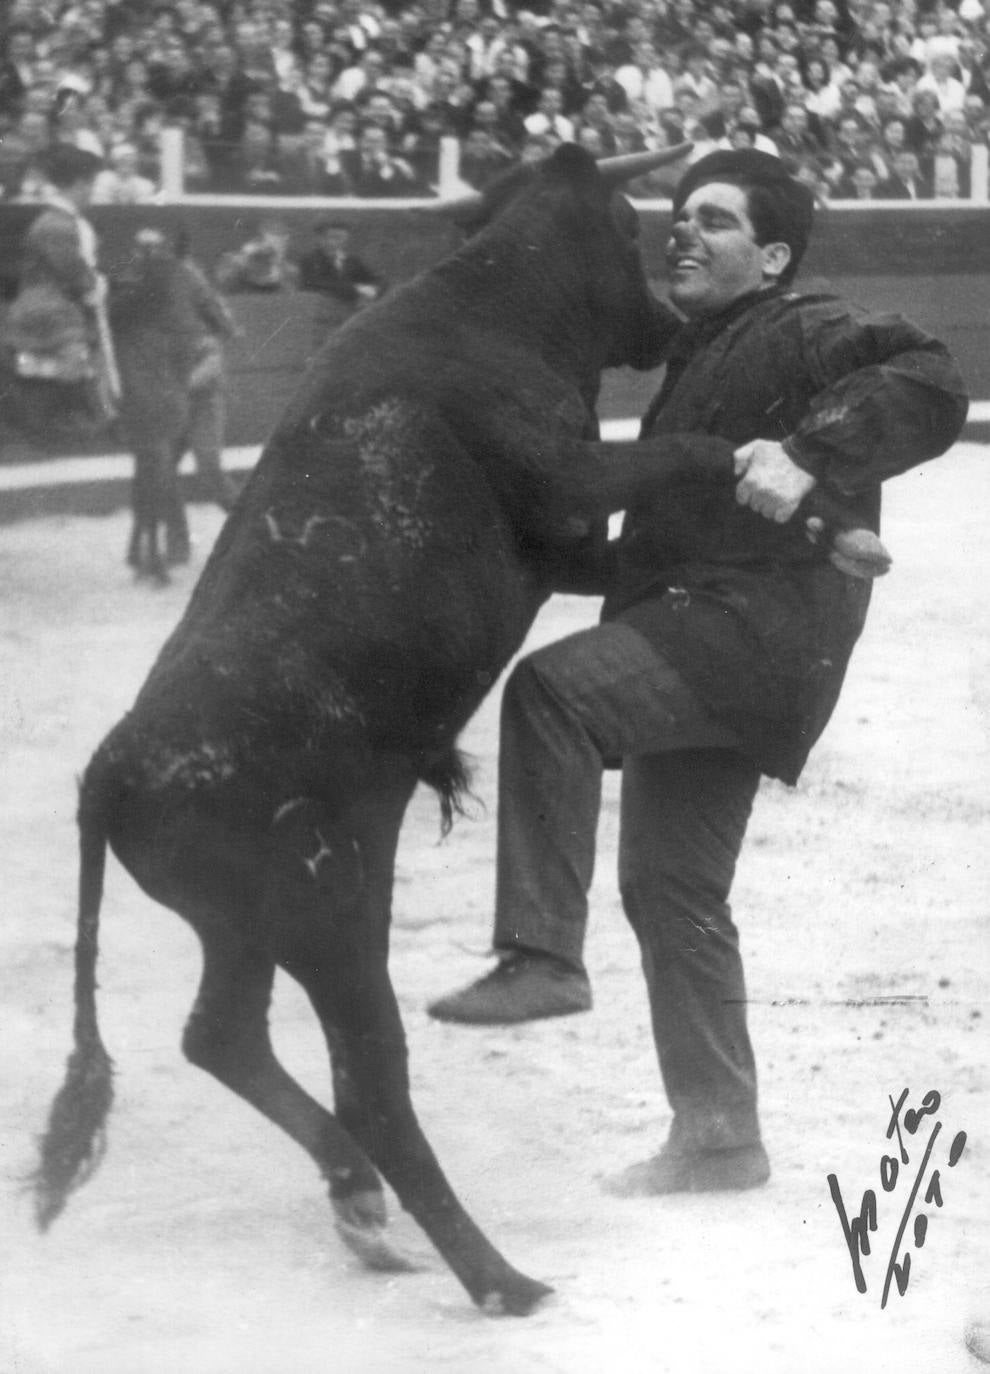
[
  {"xmin": 187, "ymin": 380, "xmax": 227, "ymax": 496},
  {"xmin": 493, "ymin": 621, "xmax": 763, "ymax": 1151}
]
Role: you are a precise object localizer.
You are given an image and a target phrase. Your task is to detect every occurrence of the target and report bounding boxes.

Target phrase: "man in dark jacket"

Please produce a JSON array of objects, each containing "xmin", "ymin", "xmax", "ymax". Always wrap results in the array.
[
  {"xmin": 428, "ymin": 150, "xmax": 968, "ymax": 1196},
  {"xmin": 296, "ymin": 221, "xmax": 384, "ymax": 307}
]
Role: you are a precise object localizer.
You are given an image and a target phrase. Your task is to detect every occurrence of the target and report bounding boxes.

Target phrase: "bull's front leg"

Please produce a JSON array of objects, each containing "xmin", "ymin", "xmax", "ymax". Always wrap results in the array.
[
  {"xmin": 557, "ymin": 435, "xmax": 891, "ymax": 580},
  {"xmin": 311, "ymin": 952, "xmax": 554, "ymax": 1315},
  {"xmin": 272, "ymin": 785, "xmax": 551, "ymax": 1315}
]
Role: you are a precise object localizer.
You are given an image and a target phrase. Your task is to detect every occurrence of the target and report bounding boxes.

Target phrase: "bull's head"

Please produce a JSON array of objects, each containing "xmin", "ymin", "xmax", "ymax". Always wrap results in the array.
[{"xmin": 431, "ymin": 142, "xmax": 691, "ymax": 377}]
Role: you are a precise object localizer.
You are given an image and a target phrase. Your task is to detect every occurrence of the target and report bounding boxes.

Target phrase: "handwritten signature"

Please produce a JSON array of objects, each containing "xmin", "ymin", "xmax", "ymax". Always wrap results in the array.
[{"xmin": 827, "ymin": 1088, "xmax": 967, "ymax": 1308}]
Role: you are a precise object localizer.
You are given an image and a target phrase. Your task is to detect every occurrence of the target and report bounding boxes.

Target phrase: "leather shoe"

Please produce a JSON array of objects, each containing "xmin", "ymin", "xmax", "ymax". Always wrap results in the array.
[
  {"xmin": 427, "ymin": 953, "xmax": 592, "ymax": 1024},
  {"xmin": 602, "ymin": 1141, "xmax": 770, "ymax": 1197}
]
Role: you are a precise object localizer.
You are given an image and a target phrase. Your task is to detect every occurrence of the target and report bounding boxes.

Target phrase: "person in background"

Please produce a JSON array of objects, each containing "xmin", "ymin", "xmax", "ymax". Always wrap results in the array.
[
  {"xmin": 173, "ymin": 225, "xmax": 242, "ymax": 514},
  {"xmin": 1, "ymin": 143, "xmax": 118, "ymax": 439},
  {"xmin": 90, "ymin": 142, "xmax": 158, "ymax": 204},
  {"xmin": 338, "ymin": 120, "xmax": 419, "ymax": 196},
  {"xmin": 215, "ymin": 217, "xmax": 298, "ymax": 293},
  {"xmin": 296, "ymin": 220, "xmax": 385, "ymax": 309},
  {"xmin": 876, "ymin": 147, "xmax": 932, "ymax": 198},
  {"xmin": 428, "ymin": 150, "xmax": 967, "ymax": 1201}
]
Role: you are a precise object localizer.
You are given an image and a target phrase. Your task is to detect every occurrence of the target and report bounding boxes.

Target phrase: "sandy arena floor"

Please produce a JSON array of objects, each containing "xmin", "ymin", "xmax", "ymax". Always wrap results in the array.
[{"xmin": 0, "ymin": 444, "xmax": 987, "ymax": 1373}]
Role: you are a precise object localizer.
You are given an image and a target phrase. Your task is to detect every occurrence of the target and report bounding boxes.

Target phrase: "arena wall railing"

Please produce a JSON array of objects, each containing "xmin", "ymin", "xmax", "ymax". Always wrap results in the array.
[{"xmin": 2, "ymin": 136, "xmax": 988, "ymax": 464}]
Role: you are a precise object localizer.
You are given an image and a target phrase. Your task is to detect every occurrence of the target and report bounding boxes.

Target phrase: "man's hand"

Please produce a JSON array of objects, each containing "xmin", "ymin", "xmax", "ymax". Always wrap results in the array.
[{"xmin": 733, "ymin": 438, "xmax": 816, "ymax": 523}]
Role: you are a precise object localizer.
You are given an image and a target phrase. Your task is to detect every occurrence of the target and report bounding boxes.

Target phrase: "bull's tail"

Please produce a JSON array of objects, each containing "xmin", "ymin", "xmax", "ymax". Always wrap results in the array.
[
  {"xmin": 34, "ymin": 778, "xmax": 115, "ymax": 1231},
  {"xmin": 417, "ymin": 746, "xmax": 474, "ymax": 837}
]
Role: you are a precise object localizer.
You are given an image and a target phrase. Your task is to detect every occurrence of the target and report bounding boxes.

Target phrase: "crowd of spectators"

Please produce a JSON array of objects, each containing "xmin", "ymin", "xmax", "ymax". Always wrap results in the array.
[{"xmin": 2, "ymin": 0, "xmax": 990, "ymax": 203}]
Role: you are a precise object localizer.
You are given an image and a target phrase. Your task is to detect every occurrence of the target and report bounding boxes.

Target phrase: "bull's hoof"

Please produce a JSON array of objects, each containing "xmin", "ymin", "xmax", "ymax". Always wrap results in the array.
[
  {"xmin": 477, "ymin": 1273, "xmax": 554, "ymax": 1317},
  {"xmin": 332, "ymin": 1189, "xmax": 420, "ymax": 1273}
]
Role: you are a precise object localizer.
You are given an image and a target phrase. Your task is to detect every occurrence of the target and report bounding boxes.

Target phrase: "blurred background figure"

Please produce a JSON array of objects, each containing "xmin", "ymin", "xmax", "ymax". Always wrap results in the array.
[
  {"xmin": 215, "ymin": 217, "xmax": 298, "ymax": 293},
  {"xmin": 296, "ymin": 219, "xmax": 385, "ymax": 310},
  {"xmin": 0, "ymin": 143, "xmax": 118, "ymax": 443},
  {"xmin": 173, "ymin": 224, "xmax": 242, "ymax": 513},
  {"xmin": 90, "ymin": 142, "xmax": 158, "ymax": 204}
]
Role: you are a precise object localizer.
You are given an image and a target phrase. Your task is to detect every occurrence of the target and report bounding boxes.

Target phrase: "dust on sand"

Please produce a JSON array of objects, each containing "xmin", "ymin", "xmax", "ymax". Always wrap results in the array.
[{"xmin": 0, "ymin": 445, "xmax": 987, "ymax": 1373}]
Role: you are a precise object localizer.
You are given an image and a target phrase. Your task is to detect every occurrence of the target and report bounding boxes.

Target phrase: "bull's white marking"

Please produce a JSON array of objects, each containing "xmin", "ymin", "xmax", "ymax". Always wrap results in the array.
[
  {"xmin": 264, "ymin": 509, "xmax": 368, "ymax": 561},
  {"xmin": 264, "ymin": 510, "xmax": 329, "ymax": 548},
  {"xmin": 273, "ymin": 797, "xmax": 308, "ymax": 826},
  {"xmin": 153, "ymin": 743, "xmax": 236, "ymax": 789},
  {"xmin": 303, "ymin": 829, "xmax": 335, "ymax": 878}
]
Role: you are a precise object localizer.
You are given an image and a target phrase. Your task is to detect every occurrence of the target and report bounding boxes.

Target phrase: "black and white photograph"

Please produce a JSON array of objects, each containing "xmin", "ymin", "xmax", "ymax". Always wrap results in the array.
[{"xmin": 1, "ymin": 3, "xmax": 988, "ymax": 1371}]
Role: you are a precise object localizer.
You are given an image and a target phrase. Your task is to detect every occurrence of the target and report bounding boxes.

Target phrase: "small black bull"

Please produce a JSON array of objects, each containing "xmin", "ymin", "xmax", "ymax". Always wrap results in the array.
[{"xmin": 35, "ymin": 144, "xmax": 886, "ymax": 1316}]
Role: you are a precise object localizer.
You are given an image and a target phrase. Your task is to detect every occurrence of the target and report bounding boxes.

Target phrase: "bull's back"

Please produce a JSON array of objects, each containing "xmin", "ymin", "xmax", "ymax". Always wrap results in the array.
[{"xmin": 133, "ymin": 392, "xmax": 542, "ymax": 767}]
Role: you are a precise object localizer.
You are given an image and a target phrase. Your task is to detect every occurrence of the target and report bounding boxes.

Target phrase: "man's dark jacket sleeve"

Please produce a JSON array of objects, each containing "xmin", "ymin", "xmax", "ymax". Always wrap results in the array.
[{"xmin": 599, "ymin": 290, "xmax": 969, "ymax": 784}]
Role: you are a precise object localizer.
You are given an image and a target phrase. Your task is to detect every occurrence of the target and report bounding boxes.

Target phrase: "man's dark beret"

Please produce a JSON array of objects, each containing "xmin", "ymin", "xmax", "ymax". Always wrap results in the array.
[{"xmin": 673, "ymin": 149, "xmax": 815, "ymax": 271}]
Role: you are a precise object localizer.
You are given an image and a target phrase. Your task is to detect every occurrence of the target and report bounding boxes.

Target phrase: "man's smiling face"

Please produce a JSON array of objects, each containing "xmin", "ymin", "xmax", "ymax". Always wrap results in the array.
[{"xmin": 666, "ymin": 181, "xmax": 788, "ymax": 319}]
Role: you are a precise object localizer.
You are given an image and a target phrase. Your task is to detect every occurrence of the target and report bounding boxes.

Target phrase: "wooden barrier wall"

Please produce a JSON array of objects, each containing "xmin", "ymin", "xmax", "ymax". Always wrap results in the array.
[{"xmin": 2, "ymin": 201, "xmax": 987, "ymax": 453}]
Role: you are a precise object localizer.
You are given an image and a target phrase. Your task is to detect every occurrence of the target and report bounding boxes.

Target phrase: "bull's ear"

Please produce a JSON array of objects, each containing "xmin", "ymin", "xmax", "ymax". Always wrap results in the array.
[{"xmin": 544, "ymin": 143, "xmax": 601, "ymax": 184}]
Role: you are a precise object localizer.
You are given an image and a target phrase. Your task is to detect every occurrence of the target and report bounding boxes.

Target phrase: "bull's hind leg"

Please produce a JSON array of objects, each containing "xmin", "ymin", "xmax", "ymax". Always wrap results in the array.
[
  {"xmin": 268, "ymin": 790, "xmax": 552, "ymax": 1316},
  {"xmin": 181, "ymin": 924, "xmax": 411, "ymax": 1268}
]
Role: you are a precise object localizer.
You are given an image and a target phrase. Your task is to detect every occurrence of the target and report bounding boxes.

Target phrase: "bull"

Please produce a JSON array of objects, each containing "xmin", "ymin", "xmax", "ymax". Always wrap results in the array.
[{"xmin": 34, "ymin": 144, "xmax": 887, "ymax": 1316}]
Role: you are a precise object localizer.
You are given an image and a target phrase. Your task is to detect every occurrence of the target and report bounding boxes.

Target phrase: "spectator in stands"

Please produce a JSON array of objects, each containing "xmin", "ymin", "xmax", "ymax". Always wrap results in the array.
[
  {"xmin": 576, "ymin": 90, "xmax": 619, "ymax": 153},
  {"xmin": 278, "ymin": 116, "xmax": 347, "ymax": 196},
  {"xmin": 0, "ymin": 28, "xmax": 33, "ymax": 118},
  {"xmin": 8, "ymin": 111, "xmax": 53, "ymax": 201},
  {"xmin": 839, "ymin": 159, "xmax": 882, "ymax": 198},
  {"xmin": 905, "ymin": 87, "xmax": 945, "ymax": 158},
  {"xmin": 917, "ymin": 52, "xmax": 967, "ymax": 113},
  {"xmin": 132, "ymin": 103, "xmax": 167, "ymax": 186},
  {"xmin": 333, "ymin": 45, "xmax": 389, "ymax": 104},
  {"xmin": 91, "ymin": 142, "xmax": 158, "ymax": 204},
  {"xmin": 459, "ymin": 124, "xmax": 516, "ymax": 188},
  {"xmin": 580, "ymin": 47, "xmax": 630, "ymax": 116},
  {"xmin": 524, "ymin": 86, "xmax": 575, "ymax": 144},
  {"xmin": 876, "ymin": 148, "xmax": 933, "ymax": 199},
  {"xmin": 774, "ymin": 100, "xmax": 827, "ymax": 167},
  {"xmin": 614, "ymin": 40, "xmax": 675, "ymax": 113},
  {"xmin": 223, "ymin": 119, "xmax": 284, "ymax": 195},
  {"xmin": 930, "ymin": 112, "xmax": 974, "ymax": 197},
  {"xmin": 881, "ymin": 57, "xmax": 924, "ymax": 117},
  {"xmin": 878, "ymin": 115, "xmax": 910, "ymax": 172},
  {"xmin": 478, "ymin": 72, "xmax": 528, "ymax": 151},
  {"xmin": 0, "ymin": 0, "xmax": 980, "ymax": 204},
  {"xmin": 338, "ymin": 121, "xmax": 419, "ymax": 196}
]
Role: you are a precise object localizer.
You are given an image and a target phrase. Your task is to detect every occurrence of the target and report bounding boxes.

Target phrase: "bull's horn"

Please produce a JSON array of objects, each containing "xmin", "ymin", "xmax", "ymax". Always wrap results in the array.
[{"xmin": 597, "ymin": 143, "xmax": 693, "ymax": 186}]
